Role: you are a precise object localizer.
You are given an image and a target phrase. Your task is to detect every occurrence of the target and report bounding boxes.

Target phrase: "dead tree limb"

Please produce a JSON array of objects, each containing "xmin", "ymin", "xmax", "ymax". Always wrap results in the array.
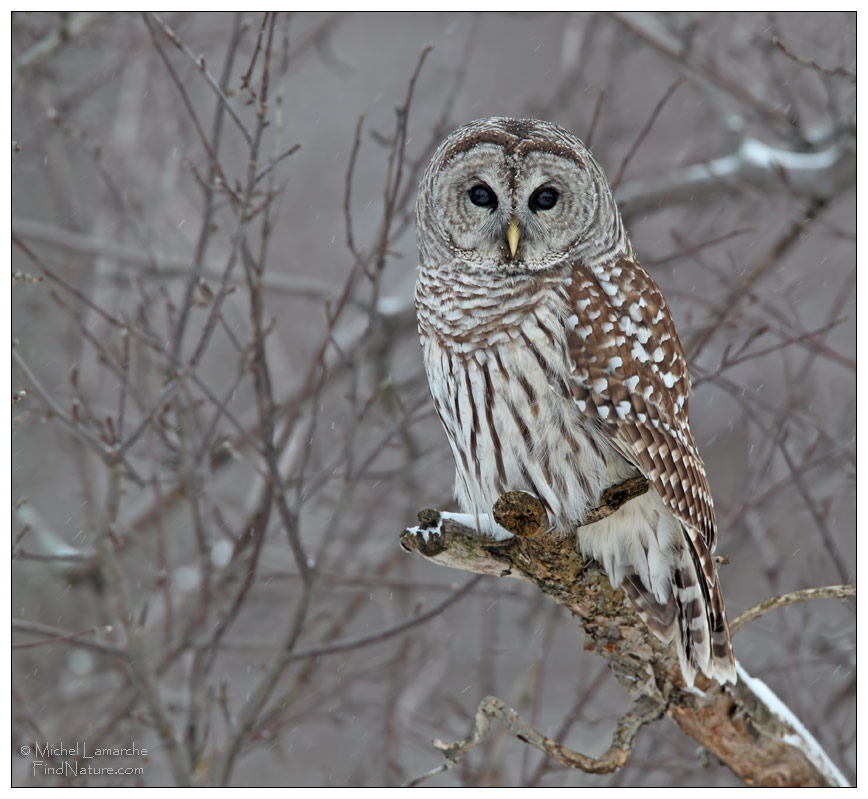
[
  {"xmin": 400, "ymin": 488, "xmax": 850, "ymax": 787},
  {"xmin": 405, "ymin": 694, "xmax": 663, "ymax": 786}
]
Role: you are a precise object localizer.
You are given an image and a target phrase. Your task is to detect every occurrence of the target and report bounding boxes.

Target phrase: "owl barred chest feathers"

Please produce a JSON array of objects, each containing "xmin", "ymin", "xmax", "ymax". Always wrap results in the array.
[
  {"xmin": 415, "ymin": 117, "xmax": 736, "ymax": 687},
  {"xmin": 416, "ymin": 267, "xmax": 618, "ymax": 530}
]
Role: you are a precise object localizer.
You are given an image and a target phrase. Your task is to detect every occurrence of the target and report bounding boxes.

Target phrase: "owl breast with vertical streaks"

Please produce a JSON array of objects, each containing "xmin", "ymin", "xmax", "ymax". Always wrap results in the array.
[{"xmin": 417, "ymin": 265, "xmax": 611, "ymax": 531}]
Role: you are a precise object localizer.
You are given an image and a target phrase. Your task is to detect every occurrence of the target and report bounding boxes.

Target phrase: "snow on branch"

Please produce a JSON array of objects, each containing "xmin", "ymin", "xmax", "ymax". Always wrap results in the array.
[{"xmin": 616, "ymin": 137, "xmax": 855, "ymax": 218}]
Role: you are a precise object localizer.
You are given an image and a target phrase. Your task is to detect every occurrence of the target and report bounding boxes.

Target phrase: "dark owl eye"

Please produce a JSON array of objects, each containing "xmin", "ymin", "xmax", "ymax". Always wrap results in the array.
[
  {"xmin": 529, "ymin": 187, "xmax": 559, "ymax": 211},
  {"xmin": 468, "ymin": 184, "xmax": 497, "ymax": 209}
]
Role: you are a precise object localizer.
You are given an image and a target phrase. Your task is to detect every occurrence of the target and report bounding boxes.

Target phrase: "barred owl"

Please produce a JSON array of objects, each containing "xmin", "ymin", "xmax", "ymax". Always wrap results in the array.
[{"xmin": 414, "ymin": 117, "xmax": 736, "ymax": 687}]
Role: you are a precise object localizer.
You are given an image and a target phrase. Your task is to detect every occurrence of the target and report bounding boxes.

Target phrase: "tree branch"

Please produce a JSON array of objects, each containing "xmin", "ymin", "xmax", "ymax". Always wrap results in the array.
[
  {"xmin": 406, "ymin": 694, "xmax": 664, "ymax": 786},
  {"xmin": 13, "ymin": 12, "xmax": 103, "ymax": 77},
  {"xmin": 615, "ymin": 136, "xmax": 855, "ymax": 220},
  {"xmin": 730, "ymin": 584, "xmax": 855, "ymax": 634},
  {"xmin": 400, "ymin": 487, "xmax": 850, "ymax": 787}
]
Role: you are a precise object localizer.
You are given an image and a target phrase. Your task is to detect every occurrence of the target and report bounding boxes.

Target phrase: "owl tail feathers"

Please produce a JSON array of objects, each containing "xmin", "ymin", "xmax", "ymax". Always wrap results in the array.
[
  {"xmin": 620, "ymin": 548, "xmax": 736, "ymax": 688},
  {"xmin": 706, "ymin": 574, "xmax": 737, "ymax": 685}
]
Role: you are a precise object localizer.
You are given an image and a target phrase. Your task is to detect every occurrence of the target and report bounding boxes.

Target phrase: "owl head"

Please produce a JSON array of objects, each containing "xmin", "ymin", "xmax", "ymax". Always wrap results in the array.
[{"xmin": 416, "ymin": 118, "xmax": 626, "ymax": 276}]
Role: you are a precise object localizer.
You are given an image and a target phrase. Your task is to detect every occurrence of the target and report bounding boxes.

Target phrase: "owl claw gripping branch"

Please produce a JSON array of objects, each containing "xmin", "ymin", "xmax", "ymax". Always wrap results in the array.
[{"xmin": 414, "ymin": 117, "xmax": 736, "ymax": 688}]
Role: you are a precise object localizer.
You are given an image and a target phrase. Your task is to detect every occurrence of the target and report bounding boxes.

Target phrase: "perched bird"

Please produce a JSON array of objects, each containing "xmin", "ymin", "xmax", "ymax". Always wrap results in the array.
[{"xmin": 414, "ymin": 117, "xmax": 735, "ymax": 686}]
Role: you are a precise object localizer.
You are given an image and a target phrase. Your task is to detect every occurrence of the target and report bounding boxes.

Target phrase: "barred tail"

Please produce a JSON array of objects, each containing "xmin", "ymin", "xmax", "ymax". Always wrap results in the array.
[{"xmin": 621, "ymin": 529, "xmax": 736, "ymax": 687}]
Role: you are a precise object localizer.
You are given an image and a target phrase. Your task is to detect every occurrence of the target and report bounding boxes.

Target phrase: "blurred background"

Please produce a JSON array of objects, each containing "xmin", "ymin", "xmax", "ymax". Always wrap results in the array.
[{"xmin": 11, "ymin": 11, "xmax": 855, "ymax": 787}]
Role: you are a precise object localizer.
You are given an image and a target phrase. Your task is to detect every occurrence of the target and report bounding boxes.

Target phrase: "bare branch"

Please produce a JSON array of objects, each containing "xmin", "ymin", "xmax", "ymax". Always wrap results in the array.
[
  {"xmin": 13, "ymin": 12, "xmax": 103, "ymax": 76},
  {"xmin": 12, "ymin": 346, "xmax": 116, "ymax": 464},
  {"xmin": 344, "ymin": 114, "xmax": 365, "ymax": 261},
  {"xmin": 584, "ymin": 86, "xmax": 607, "ymax": 150},
  {"xmin": 285, "ymin": 576, "xmax": 482, "ymax": 663},
  {"xmin": 616, "ymin": 138, "xmax": 854, "ymax": 219},
  {"xmin": 141, "ymin": 12, "xmax": 230, "ymax": 192},
  {"xmin": 407, "ymin": 694, "xmax": 663, "ymax": 786},
  {"xmin": 610, "ymin": 12, "xmax": 794, "ymax": 135},
  {"xmin": 95, "ymin": 467, "xmax": 191, "ymax": 785},
  {"xmin": 12, "ymin": 620, "xmax": 128, "ymax": 660},
  {"xmin": 731, "ymin": 584, "xmax": 855, "ymax": 634},
  {"xmin": 11, "ymin": 216, "xmax": 334, "ymax": 299},
  {"xmin": 611, "ymin": 77, "xmax": 682, "ymax": 190},
  {"xmin": 772, "ymin": 36, "xmax": 856, "ymax": 83},
  {"xmin": 149, "ymin": 12, "xmax": 253, "ymax": 144}
]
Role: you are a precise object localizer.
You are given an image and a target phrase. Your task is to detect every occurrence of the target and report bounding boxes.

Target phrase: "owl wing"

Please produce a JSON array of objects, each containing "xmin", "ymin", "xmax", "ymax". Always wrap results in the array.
[
  {"xmin": 563, "ymin": 256, "xmax": 717, "ymax": 552},
  {"xmin": 561, "ymin": 256, "xmax": 735, "ymax": 683}
]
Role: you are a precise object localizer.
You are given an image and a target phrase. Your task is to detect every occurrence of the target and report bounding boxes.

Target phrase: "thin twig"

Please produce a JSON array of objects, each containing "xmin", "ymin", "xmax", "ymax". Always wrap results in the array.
[
  {"xmin": 775, "ymin": 439, "xmax": 850, "ymax": 586},
  {"xmin": 344, "ymin": 114, "xmax": 365, "ymax": 261},
  {"xmin": 772, "ymin": 36, "xmax": 856, "ymax": 83},
  {"xmin": 240, "ymin": 12, "xmax": 269, "ymax": 93},
  {"xmin": 254, "ymin": 142, "xmax": 301, "ymax": 185},
  {"xmin": 584, "ymin": 86, "xmax": 607, "ymax": 150},
  {"xmin": 686, "ymin": 197, "xmax": 829, "ymax": 361},
  {"xmin": 731, "ymin": 584, "xmax": 855, "ymax": 634},
  {"xmin": 646, "ymin": 226, "xmax": 755, "ymax": 268},
  {"xmin": 12, "ymin": 346, "xmax": 115, "ymax": 463},
  {"xmin": 149, "ymin": 12, "xmax": 253, "ymax": 143},
  {"xmin": 12, "ymin": 622, "xmax": 108, "ymax": 653},
  {"xmin": 96, "ymin": 466, "xmax": 191, "ymax": 785},
  {"xmin": 141, "ymin": 13, "xmax": 229, "ymax": 190},
  {"xmin": 286, "ymin": 576, "xmax": 482, "ymax": 663},
  {"xmin": 610, "ymin": 13, "xmax": 793, "ymax": 134},
  {"xmin": 168, "ymin": 11, "xmax": 243, "ymax": 360},
  {"xmin": 611, "ymin": 77, "xmax": 682, "ymax": 190}
]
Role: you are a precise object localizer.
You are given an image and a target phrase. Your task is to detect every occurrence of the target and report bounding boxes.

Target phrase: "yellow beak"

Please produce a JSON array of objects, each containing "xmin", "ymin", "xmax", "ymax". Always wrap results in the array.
[{"xmin": 506, "ymin": 216, "xmax": 520, "ymax": 257}]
